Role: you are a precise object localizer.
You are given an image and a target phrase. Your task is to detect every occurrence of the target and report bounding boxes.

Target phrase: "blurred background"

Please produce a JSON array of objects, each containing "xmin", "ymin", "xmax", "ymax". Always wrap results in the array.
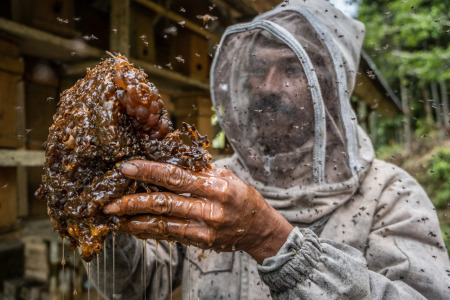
[{"xmin": 0, "ymin": 0, "xmax": 448, "ymax": 299}]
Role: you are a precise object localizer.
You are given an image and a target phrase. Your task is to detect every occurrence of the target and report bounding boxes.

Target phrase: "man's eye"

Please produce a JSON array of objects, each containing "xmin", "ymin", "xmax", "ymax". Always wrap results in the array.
[
  {"xmin": 250, "ymin": 65, "xmax": 267, "ymax": 75},
  {"xmin": 286, "ymin": 66, "xmax": 302, "ymax": 75}
]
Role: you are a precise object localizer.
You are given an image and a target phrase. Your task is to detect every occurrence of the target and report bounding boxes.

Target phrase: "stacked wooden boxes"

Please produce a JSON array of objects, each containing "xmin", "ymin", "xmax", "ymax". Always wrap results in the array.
[{"xmin": 0, "ymin": 35, "xmax": 24, "ymax": 234}]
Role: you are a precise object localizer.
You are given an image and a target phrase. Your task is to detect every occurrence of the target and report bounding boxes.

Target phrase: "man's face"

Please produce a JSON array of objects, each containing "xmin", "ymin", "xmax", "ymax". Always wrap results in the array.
[{"xmin": 245, "ymin": 41, "xmax": 315, "ymax": 155}]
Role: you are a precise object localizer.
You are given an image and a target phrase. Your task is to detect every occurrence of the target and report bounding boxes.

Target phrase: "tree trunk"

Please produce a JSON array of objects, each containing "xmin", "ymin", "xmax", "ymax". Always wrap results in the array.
[
  {"xmin": 431, "ymin": 82, "xmax": 445, "ymax": 139},
  {"xmin": 421, "ymin": 87, "xmax": 433, "ymax": 122},
  {"xmin": 431, "ymin": 82, "xmax": 442, "ymax": 127},
  {"xmin": 439, "ymin": 80, "xmax": 449, "ymax": 129},
  {"xmin": 400, "ymin": 80, "xmax": 411, "ymax": 154}
]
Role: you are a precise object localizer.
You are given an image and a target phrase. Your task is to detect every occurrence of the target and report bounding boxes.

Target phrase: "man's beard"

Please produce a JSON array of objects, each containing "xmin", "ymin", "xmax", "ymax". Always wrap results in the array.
[{"xmin": 247, "ymin": 93, "xmax": 314, "ymax": 156}]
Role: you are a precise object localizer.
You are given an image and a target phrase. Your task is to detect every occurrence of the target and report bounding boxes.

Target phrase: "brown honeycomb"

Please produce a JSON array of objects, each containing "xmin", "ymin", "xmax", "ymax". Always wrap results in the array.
[{"xmin": 35, "ymin": 53, "xmax": 211, "ymax": 261}]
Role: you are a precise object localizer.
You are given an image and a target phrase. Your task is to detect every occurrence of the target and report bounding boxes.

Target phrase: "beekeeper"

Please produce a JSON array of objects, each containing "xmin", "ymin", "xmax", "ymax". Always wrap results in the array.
[{"xmin": 97, "ymin": 0, "xmax": 450, "ymax": 299}]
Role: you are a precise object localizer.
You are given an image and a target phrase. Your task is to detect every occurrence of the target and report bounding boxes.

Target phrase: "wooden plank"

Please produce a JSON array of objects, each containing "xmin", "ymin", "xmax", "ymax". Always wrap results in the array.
[
  {"xmin": 0, "ymin": 70, "xmax": 22, "ymax": 148},
  {"xmin": 356, "ymin": 51, "xmax": 401, "ymax": 117},
  {"xmin": 0, "ymin": 54, "xmax": 24, "ymax": 74},
  {"xmin": 110, "ymin": 0, "xmax": 131, "ymax": 56},
  {"xmin": 0, "ymin": 18, "xmax": 104, "ymax": 61},
  {"xmin": 0, "ymin": 150, "xmax": 45, "ymax": 167},
  {"xmin": 0, "ymin": 36, "xmax": 20, "ymax": 57},
  {"xmin": 63, "ymin": 58, "xmax": 210, "ymax": 91},
  {"xmin": 133, "ymin": 0, "xmax": 220, "ymax": 43},
  {"xmin": 135, "ymin": 58, "xmax": 210, "ymax": 90},
  {"xmin": 353, "ymin": 68, "xmax": 400, "ymax": 118}
]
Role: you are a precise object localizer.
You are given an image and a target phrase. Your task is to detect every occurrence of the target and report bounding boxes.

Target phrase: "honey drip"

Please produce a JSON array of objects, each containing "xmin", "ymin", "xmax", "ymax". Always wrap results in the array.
[
  {"xmin": 169, "ymin": 241, "xmax": 174, "ymax": 300},
  {"xmin": 73, "ymin": 251, "xmax": 77, "ymax": 296},
  {"xmin": 141, "ymin": 239, "xmax": 145, "ymax": 298},
  {"xmin": 103, "ymin": 246, "xmax": 107, "ymax": 297},
  {"xmin": 97, "ymin": 254, "xmax": 100, "ymax": 300},
  {"xmin": 113, "ymin": 232, "xmax": 116, "ymax": 297},
  {"xmin": 143, "ymin": 240, "xmax": 147, "ymax": 300},
  {"xmin": 188, "ymin": 245, "xmax": 191, "ymax": 300},
  {"xmin": 154, "ymin": 240, "xmax": 159, "ymax": 299},
  {"xmin": 62, "ymin": 238, "xmax": 65, "ymax": 300},
  {"xmin": 87, "ymin": 262, "xmax": 91, "ymax": 300}
]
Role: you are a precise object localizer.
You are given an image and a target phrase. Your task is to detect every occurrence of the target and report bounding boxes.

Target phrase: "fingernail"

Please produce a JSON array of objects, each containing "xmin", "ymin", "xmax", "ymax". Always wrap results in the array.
[
  {"xmin": 121, "ymin": 162, "xmax": 138, "ymax": 176},
  {"xmin": 104, "ymin": 203, "xmax": 120, "ymax": 214}
]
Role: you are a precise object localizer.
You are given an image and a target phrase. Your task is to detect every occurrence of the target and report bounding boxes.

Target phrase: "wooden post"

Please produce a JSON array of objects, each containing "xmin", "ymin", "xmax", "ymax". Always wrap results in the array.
[
  {"xmin": 133, "ymin": 0, "xmax": 220, "ymax": 43},
  {"xmin": 110, "ymin": 0, "xmax": 130, "ymax": 56}
]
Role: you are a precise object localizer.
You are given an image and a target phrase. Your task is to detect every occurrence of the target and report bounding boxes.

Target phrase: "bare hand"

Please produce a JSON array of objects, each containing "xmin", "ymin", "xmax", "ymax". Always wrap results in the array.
[{"xmin": 103, "ymin": 160, "xmax": 293, "ymax": 263}]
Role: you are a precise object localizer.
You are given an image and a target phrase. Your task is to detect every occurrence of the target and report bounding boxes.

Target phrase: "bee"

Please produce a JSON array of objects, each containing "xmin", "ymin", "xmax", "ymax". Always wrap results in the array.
[
  {"xmin": 82, "ymin": 34, "xmax": 98, "ymax": 41},
  {"xmin": 197, "ymin": 14, "xmax": 218, "ymax": 25},
  {"xmin": 56, "ymin": 17, "xmax": 69, "ymax": 24},
  {"xmin": 175, "ymin": 55, "xmax": 185, "ymax": 63}
]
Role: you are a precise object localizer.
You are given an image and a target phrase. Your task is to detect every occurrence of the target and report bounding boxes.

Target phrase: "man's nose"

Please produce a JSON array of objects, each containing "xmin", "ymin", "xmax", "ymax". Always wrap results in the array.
[{"xmin": 260, "ymin": 66, "xmax": 278, "ymax": 91}]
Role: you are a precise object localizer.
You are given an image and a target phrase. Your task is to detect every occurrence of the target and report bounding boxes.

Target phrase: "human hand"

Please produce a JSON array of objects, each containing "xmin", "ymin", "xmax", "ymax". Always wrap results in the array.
[{"xmin": 103, "ymin": 160, "xmax": 293, "ymax": 263}]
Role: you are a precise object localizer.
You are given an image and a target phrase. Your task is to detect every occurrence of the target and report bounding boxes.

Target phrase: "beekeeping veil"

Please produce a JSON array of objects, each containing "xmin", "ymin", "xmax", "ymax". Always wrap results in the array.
[{"xmin": 211, "ymin": 0, "xmax": 374, "ymax": 224}]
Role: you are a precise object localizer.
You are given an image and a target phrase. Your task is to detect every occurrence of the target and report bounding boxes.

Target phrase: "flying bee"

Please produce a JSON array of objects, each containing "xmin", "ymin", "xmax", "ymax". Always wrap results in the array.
[{"xmin": 197, "ymin": 14, "xmax": 218, "ymax": 25}]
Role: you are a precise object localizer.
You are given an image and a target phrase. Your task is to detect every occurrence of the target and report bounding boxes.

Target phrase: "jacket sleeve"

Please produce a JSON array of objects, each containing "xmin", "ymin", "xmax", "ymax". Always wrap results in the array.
[
  {"xmin": 257, "ymin": 176, "xmax": 450, "ymax": 299},
  {"xmin": 82, "ymin": 233, "xmax": 184, "ymax": 300}
]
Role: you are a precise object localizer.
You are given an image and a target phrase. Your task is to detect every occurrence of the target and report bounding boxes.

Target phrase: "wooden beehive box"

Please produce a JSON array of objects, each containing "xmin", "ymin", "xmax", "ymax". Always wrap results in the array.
[
  {"xmin": 0, "ymin": 36, "xmax": 24, "ymax": 149},
  {"xmin": 171, "ymin": 31, "xmax": 210, "ymax": 81},
  {"xmin": 131, "ymin": 4, "xmax": 157, "ymax": 63},
  {"xmin": 11, "ymin": 0, "xmax": 79, "ymax": 38}
]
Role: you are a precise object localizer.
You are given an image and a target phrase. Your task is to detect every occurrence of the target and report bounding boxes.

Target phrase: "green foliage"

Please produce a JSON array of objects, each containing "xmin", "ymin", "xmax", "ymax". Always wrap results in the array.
[
  {"xmin": 358, "ymin": 0, "xmax": 450, "ymax": 83},
  {"xmin": 414, "ymin": 117, "xmax": 438, "ymax": 139},
  {"xmin": 372, "ymin": 115, "xmax": 403, "ymax": 149},
  {"xmin": 375, "ymin": 143, "xmax": 402, "ymax": 162},
  {"xmin": 417, "ymin": 147, "xmax": 450, "ymax": 251},
  {"xmin": 422, "ymin": 147, "xmax": 450, "ymax": 208}
]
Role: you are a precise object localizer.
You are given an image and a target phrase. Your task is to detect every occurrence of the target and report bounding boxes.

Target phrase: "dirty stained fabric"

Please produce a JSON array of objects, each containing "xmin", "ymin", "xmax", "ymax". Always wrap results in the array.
[{"xmin": 84, "ymin": 0, "xmax": 449, "ymax": 299}]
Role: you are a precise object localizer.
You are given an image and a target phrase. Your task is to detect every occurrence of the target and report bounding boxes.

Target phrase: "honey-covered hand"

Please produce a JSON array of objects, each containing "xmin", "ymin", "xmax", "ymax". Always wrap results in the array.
[{"xmin": 104, "ymin": 160, "xmax": 293, "ymax": 263}]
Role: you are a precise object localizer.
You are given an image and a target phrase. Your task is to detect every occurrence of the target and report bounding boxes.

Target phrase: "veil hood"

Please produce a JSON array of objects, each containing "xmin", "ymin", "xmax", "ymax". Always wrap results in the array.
[{"xmin": 211, "ymin": 0, "xmax": 374, "ymax": 224}]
